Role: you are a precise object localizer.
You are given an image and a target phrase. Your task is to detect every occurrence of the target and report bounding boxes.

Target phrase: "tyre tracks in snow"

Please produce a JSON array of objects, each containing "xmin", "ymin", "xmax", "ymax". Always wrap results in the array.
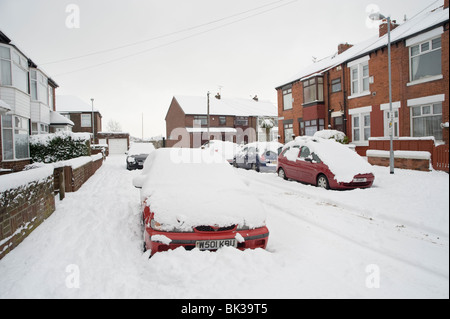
[{"xmin": 236, "ymin": 169, "xmax": 449, "ymax": 281}]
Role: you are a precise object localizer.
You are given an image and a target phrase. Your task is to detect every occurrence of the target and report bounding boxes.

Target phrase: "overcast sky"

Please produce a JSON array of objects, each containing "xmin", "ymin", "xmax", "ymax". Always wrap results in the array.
[{"xmin": 0, "ymin": 0, "xmax": 443, "ymax": 138}]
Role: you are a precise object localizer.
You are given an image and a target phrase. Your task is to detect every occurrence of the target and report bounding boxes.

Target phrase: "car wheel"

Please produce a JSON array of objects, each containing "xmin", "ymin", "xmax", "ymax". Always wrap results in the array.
[
  {"xmin": 251, "ymin": 163, "xmax": 260, "ymax": 172},
  {"xmin": 278, "ymin": 168, "xmax": 287, "ymax": 180},
  {"xmin": 317, "ymin": 174, "xmax": 330, "ymax": 189},
  {"xmin": 233, "ymin": 159, "xmax": 238, "ymax": 168}
]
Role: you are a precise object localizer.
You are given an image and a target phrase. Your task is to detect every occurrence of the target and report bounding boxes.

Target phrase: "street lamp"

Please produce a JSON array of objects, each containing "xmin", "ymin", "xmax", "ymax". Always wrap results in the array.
[{"xmin": 369, "ymin": 11, "xmax": 394, "ymax": 174}]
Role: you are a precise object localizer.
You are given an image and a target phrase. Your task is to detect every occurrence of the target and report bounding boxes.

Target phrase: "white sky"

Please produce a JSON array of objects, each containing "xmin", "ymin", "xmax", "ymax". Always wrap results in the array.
[{"xmin": 0, "ymin": 0, "xmax": 443, "ymax": 138}]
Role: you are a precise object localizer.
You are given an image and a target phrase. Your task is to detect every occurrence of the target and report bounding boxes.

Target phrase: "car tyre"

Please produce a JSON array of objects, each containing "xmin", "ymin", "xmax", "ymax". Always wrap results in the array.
[
  {"xmin": 233, "ymin": 159, "xmax": 238, "ymax": 168},
  {"xmin": 317, "ymin": 174, "xmax": 330, "ymax": 189},
  {"xmin": 251, "ymin": 163, "xmax": 260, "ymax": 172},
  {"xmin": 278, "ymin": 168, "xmax": 287, "ymax": 180}
]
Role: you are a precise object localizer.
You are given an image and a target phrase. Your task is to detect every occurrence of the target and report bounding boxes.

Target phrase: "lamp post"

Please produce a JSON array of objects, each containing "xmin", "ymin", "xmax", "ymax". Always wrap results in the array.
[{"xmin": 370, "ymin": 11, "xmax": 394, "ymax": 174}]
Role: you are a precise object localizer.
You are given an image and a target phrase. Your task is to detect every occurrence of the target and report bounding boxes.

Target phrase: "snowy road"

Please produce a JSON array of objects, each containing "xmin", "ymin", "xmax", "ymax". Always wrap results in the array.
[{"xmin": 0, "ymin": 155, "xmax": 448, "ymax": 298}]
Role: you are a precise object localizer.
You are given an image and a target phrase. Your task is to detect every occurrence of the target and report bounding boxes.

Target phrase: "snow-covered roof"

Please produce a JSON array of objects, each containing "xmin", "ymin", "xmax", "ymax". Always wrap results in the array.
[
  {"xmin": 56, "ymin": 95, "xmax": 100, "ymax": 113},
  {"xmin": 174, "ymin": 95, "xmax": 277, "ymax": 117},
  {"xmin": 277, "ymin": 6, "xmax": 449, "ymax": 88},
  {"xmin": 50, "ymin": 111, "xmax": 74, "ymax": 126}
]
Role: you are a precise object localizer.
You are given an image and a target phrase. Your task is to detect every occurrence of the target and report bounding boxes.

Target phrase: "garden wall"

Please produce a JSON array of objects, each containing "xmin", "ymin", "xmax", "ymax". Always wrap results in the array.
[{"xmin": 0, "ymin": 165, "xmax": 55, "ymax": 260}]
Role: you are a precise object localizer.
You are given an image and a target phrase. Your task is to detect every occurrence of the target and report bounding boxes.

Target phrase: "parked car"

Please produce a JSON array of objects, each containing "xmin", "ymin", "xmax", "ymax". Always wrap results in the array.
[
  {"xmin": 201, "ymin": 140, "xmax": 238, "ymax": 164},
  {"xmin": 233, "ymin": 141, "xmax": 283, "ymax": 172},
  {"xmin": 126, "ymin": 143, "xmax": 155, "ymax": 170},
  {"xmin": 277, "ymin": 136, "xmax": 374, "ymax": 190},
  {"xmin": 133, "ymin": 148, "xmax": 269, "ymax": 257}
]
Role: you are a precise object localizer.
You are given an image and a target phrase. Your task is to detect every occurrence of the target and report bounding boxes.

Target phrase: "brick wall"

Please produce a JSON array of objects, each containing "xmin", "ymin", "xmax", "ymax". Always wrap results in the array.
[
  {"xmin": 63, "ymin": 156, "xmax": 104, "ymax": 192},
  {"xmin": 0, "ymin": 174, "xmax": 55, "ymax": 260}
]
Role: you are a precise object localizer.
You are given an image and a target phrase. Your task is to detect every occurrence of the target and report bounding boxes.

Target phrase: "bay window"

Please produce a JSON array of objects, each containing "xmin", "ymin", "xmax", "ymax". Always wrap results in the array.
[
  {"xmin": 0, "ymin": 45, "xmax": 29, "ymax": 93},
  {"xmin": 1, "ymin": 114, "xmax": 30, "ymax": 160},
  {"xmin": 304, "ymin": 119, "xmax": 325, "ymax": 136},
  {"xmin": 302, "ymin": 77, "xmax": 323, "ymax": 104}
]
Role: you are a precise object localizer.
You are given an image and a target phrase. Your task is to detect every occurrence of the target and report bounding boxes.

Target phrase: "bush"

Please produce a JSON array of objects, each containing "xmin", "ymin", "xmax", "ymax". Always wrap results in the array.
[{"xmin": 30, "ymin": 132, "xmax": 91, "ymax": 163}]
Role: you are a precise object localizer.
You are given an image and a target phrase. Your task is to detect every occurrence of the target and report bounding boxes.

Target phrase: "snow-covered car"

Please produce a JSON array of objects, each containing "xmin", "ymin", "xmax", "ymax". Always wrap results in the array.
[
  {"xmin": 200, "ymin": 140, "xmax": 238, "ymax": 164},
  {"xmin": 132, "ymin": 148, "xmax": 269, "ymax": 256},
  {"xmin": 126, "ymin": 143, "xmax": 155, "ymax": 170},
  {"xmin": 233, "ymin": 141, "xmax": 283, "ymax": 172},
  {"xmin": 277, "ymin": 136, "xmax": 374, "ymax": 190}
]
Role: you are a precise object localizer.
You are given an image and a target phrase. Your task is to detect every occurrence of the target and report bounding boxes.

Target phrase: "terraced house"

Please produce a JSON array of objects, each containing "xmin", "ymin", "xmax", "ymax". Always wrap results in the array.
[
  {"xmin": 276, "ymin": 1, "xmax": 449, "ymax": 171},
  {"xmin": 0, "ymin": 30, "xmax": 72, "ymax": 173}
]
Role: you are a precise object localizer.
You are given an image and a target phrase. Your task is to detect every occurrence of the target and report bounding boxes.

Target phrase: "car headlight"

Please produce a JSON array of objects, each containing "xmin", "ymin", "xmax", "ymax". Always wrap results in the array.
[{"xmin": 127, "ymin": 157, "xmax": 136, "ymax": 163}]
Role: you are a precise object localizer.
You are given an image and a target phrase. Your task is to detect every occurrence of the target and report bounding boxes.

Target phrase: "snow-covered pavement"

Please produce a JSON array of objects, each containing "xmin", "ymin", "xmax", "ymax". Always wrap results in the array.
[{"xmin": 0, "ymin": 155, "xmax": 448, "ymax": 298}]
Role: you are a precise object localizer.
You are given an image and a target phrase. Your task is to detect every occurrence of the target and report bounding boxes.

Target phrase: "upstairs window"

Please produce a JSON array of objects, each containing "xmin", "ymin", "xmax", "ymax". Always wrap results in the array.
[
  {"xmin": 350, "ymin": 62, "xmax": 369, "ymax": 96},
  {"xmin": 282, "ymin": 87, "xmax": 292, "ymax": 110},
  {"xmin": 0, "ymin": 46, "xmax": 12, "ymax": 86},
  {"xmin": 410, "ymin": 37, "xmax": 441, "ymax": 82},
  {"xmin": 235, "ymin": 116, "xmax": 248, "ymax": 126},
  {"xmin": 331, "ymin": 78, "xmax": 342, "ymax": 93},
  {"xmin": 193, "ymin": 115, "xmax": 208, "ymax": 126},
  {"xmin": 81, "ymin": 114, "xmax": 92, "ymax": 127},
  {"xmin": 302, "ymin": 77, "xmax": 323, "ymax": 104}
]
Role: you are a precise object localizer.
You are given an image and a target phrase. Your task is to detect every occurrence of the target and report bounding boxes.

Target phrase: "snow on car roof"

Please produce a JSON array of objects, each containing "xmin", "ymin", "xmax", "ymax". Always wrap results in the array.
[
  {"xmin": 127, "ymin": 143, "xmax": 155, "ymax": 156},
  {"xmin": 283, "ymin": 136, "xmax": 374, "ymax": 183},
  {"xmin": 137, "ymin": 148, "xmax": 267, "ymax": 230}
]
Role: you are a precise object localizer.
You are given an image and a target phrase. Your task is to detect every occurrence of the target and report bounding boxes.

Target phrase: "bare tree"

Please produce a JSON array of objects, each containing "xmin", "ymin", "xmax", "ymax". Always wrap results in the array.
[{"xmin": 106, "ymin": 119, "xmax": 122, "ymax": 132}]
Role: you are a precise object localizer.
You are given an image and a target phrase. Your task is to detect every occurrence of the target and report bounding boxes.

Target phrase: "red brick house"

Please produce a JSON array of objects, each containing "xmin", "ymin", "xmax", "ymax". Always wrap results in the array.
[
  {"xmin": 275, "ymin": 2, "xmax": 449, "ymax": 171},
  {"xmin": 165, "ymin": 95, "xmax": 278, "ymax": 148},
  {"xmin": 56, "ymin": 95, "xmax": 103, "ymax": 144}
]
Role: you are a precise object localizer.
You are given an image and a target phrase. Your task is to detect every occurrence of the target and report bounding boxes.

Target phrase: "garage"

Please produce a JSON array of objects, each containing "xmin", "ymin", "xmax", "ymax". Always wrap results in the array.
[{"xmin": 108, "ymin": 138, "xmax": 128, "ymax": 155}]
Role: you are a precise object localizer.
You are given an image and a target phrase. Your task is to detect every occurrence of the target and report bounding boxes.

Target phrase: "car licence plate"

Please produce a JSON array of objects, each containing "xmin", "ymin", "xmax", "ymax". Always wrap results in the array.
[
  {"xmin": 353, "ymin": 177, "xmax": 367, "ymax": 183},
  {"xmin": 196, "ymin": 239, "xmax": 237, "ymax": 250}
]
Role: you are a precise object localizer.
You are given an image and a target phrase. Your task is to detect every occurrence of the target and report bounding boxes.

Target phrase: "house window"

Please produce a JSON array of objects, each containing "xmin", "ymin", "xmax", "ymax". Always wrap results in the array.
[
  {"xmin": 411, "ymin": 103, "xmax": 442, "ymax": 141},
  {"xmin": 0, "ymin": 46, "xmax": 12, "ymax": 86},
  {"xmin": 331, "ymin": 78, "xmax": 341, "ymax": 93},
  {"xmin": 235, "ymin": 116, "xmax": 248, "ymax": 126},
  {"xmin": 31, "ymin": 122, "xmax": 39, "ymax": 135},
  {"xmin": 1, "ymin": 114, "xmax": 29, "ymax": 160},
  {"xmin": 302, "ymin": 77, "xmax": 324, "ymax": 104},
  {"xmin": 284, "ymin": 123, "xmax": 294, "ymax": 143},
  {"xmin": 410, "ymin": 37, "xmax": 441, "ymax": 82},
  {"xmin": 304, "ymin": 119, "xmax": 325, "ymax": 136},
  {"xmin": 81, "ymin": 114, "xmax": 92, "ymax": 127},
  {"xmin": 30, "ymin": 70, "xmax": 38, "ymax": 100},
  {"xmin": 219, "ymin": 116, "xmax": 226, "ymax": 125},
  {"xmin": 352, "ymin": 113, "xmax": 371, "ymax": 143},
  {"xmin": 11, "ymin": 50, "xmax": 28, "ymax": 93},
  {"xmin": 350, "ymin": 61, "xmax": 370, "ymax": 96},
  {"xmin": 283, "ymin": 87, "xmax": 292, "ymax": 110},
  {"xmin": 194, "ymin": 115, "xmax": 207, "ymax": 126}
]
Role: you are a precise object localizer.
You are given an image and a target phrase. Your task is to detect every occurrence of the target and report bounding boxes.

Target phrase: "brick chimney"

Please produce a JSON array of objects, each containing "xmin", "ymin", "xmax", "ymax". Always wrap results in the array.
[
  {"xmin": 379, "ymin": 19, "xmax": 399, "ymax": 37},
  {"xmin": 445, "ymin": 0, "xmax": 449, "ymax": 9},
  {"xmin": 253, "ymin": 95, "xmax": 258, "ymax": 102},
  {"xmin": 338, "ymin": 43, "xmax": 353, "ymax": 54},
  {"xmin": 215, "ymin": 93, "xmax": 221, "ymax": 100}
]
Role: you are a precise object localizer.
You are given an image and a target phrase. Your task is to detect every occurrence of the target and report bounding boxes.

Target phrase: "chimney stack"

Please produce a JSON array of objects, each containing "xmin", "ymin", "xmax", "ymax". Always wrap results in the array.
[
  {"xmin": 253, "ymin": 95, "xmax": 258, "ymax": 102},
  {"xmin": 445, "ymin": 0, "xmax": 449, "ymax": 9},
  {"xmin": 215, "ymin": 93, "xmax": 221, "ymax": 100},
  {"xmin": 338, "ymin": 43, "xmax": 353, "ymax": 55},
  {"xmin": 379, "ymin": 19, "xmax": 399, "ymax": 37}
]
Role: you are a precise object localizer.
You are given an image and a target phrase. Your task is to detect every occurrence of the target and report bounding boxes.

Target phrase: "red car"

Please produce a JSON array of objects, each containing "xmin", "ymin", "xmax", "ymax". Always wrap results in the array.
[
  {"xmin": 133, "ymin": 148, "xmax": 269, "ymax": 256},
  {"xmin": 277, "ymin": 137, "xmax": 374, "ymax": 190}
]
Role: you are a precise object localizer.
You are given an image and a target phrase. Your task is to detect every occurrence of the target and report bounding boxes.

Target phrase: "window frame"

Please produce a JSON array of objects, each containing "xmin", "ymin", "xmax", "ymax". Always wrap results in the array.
[
  {"xmin": 409, "ymin": 36, "xmax": 442, "ymax": 83},
  {"xmin": 81, "ymin": 113, "xmax": 92, "ymax": 128},
  {"xmin": 351, "ymin": 112, "xmax": 371, "ymax": 145},
  {"xmin": 302, "ymin": 77, "xmax": 324, "ymax": 104},
  {"xmin": 410, "ymin": 102, "xmax": 443, "ymax": 141},
  {"xmin": 282, "ymin": 87, "xmax": 293, "ymax": 111},
  {"xmin": 349, "ymin": 61, "xmax": 370, "ymax": 97},
  {"xmin": 331, "ymin": 78, "xmax": 342, "ymax": 93},
  {"xmin": 1, "ymin": 114, "xmax": 30, "ymax": 161}
]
